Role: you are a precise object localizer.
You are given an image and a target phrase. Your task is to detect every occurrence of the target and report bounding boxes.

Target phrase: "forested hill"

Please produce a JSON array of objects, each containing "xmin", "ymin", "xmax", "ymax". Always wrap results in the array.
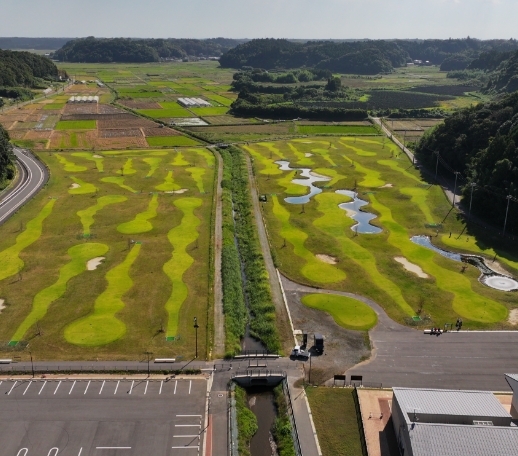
[
  {"xmin": 219, "ymin": 39, "xmax": 409, "ymax": 74},
  {"xmin": 483, "ymin": 50, "xmax": 518, "ymax": 93},
  {"xmin": 0, "ymin": 49, "xmax": 58, "ymax": 87},
  {"xmin": 53, "ymin": 37, "xmax": 248, "ymax": 63},
  {"xmin": 415, "ymin": 92, "xmax": 518, "ymax": 229},
  {"xmin": 0, "ymin": 125, "xmax": 15, "ymax": 187},
  {"xmin": 0, "ymin": 37, "xmax": 71, "ymax": 51}
]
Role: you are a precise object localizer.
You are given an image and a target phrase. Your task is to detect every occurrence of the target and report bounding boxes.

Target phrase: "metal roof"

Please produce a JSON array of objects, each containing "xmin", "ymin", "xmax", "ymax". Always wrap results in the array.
[
  {"xmin": 408, "ymin": 423, "xmax": 518, "ymax": 456},
  {"xmin": 506, "ymin": 373, "xmax": 518, "ymax": 383},
  {"xmin": 393, "ymin": 387, "xmax": 511, "ymax": 419}
]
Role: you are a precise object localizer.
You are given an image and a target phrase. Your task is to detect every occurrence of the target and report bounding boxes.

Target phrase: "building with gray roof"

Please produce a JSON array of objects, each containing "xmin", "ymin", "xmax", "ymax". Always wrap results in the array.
[
  {"xmin": 505, "ymin": 374, "xmax": 518, "ymax": 418},
  {"xmin": 392, "ymin": 386, "xmax": 518, "ymax": 456}
]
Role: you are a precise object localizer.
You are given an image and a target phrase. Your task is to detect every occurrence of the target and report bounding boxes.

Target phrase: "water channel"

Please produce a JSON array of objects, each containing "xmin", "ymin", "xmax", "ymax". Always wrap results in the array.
[
  {"xmin": 335, "ymin": 190, "xmax": 383, "ymax": 234},
  {"xmin": 275, "ymin": 160, "xmax": 330, "ymax": 204}
]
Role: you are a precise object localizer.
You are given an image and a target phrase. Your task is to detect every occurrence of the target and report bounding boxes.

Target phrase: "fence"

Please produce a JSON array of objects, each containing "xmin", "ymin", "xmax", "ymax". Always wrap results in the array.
[
  {"xmin": 352, "ymin": 386, "xmax": 369, "ymax": 456},
  {"xmin": 282, "ymin": 378, "xmax": 303, "ymax": 456},
  {"xmin": 0, "ymin": 364, "xmax": 202, "ymax": 375}
]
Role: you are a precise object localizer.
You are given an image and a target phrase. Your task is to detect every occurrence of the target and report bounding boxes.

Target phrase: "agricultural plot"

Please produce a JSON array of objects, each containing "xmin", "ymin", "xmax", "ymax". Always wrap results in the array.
[
  {"xmin": 0, "ymin": 148, "xmax": 215, "ymax": 360},
  {"xmin": 246, "ymin": 137, "xmax": 518, "ymax": 328}
]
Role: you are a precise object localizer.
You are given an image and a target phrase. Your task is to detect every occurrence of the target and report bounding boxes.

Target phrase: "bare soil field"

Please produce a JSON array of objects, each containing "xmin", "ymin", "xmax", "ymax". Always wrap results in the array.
[
  {"xmin": 63, "ymin": 104, "xmax": 99, "ymax": 115},
  {"xmin": 98, "ymin": 128, "xmax": 143, "ymax": 138},
  {"xmin": 25, "ymin": 130, "xmax": 52, "ymax": 140},
  {"xmin": 98, "ymin": 117, "xmax": 156, "ymax": 129},
  {"xmin": 7, "ymin": 130, "xmax": 28, "ymax": 139},
  {"xmin": 94, "ymin": 136, "xmax": 148, "ymax": 149},
  {"xmin": 202, "ymin": 115, "xmax": 256, "ymax": 125},
  {"xmin": 142, "ymin": 127, "xmax": 181, "ymax": 136}
]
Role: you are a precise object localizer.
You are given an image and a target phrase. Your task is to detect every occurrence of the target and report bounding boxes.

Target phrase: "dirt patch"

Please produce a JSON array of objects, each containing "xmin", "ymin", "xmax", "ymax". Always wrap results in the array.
[
  {"xmin": 394, "ymin": 257, "xmax": 429, "ymax": 278},
  {"xmin": 142, "ymin": 127, "xmax": 181, "ymax": 137},
  {"xmin": 379, "ymin": 183, "xmax": 394, "ymax": 188},
  {"xmin": 87, "ymin": 257, "xmax": 105, "ymax": 271},
  {"xmin": 310, "ymin": 171, "xmax": 331, "ymax": 180},
  {"xmin": 305, "ymin": 153, "xmax": 313, "ymax": 157},
  {"xmin": 25, "ymin": 130, "xmax": 52, "ymax": 140},
  {"xmin": 93, "ymin": 154, "xmax": 103, "ymax": 158},
  {"xmin": 7, "ymin": 130, "xmax": 28, "ymax": 139},
  {"xmin": 64, "ymin": 104, "xmax": 99, "ymax": 115},
  {"xmin": 316, "ymin": 254, "xmax": 338, "ymax": 265},
  {"xmin": 70, "ymin": 183, "xmax": 81, "ymax": 189},
  {"xmin": 508, "ymin": 309, "xmax": 518, "ymax": 325},
  {"xmin": 0, "ymin": 299, "xmax": 5, "ymax": 314}
]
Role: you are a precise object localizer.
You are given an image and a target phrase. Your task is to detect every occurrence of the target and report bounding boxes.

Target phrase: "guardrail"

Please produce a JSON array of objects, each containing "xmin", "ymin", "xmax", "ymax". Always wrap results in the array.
[
  {"xmin": 282, "ymin": 378, "xmax": 303, "ymax": 456},
  {"xmin": 352, "ymin": 386, "xmax": 369, "ymax": 456}
]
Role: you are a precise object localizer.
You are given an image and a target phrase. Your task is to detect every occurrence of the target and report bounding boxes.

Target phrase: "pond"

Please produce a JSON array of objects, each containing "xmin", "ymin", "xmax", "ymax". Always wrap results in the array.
[
  {"xmin": 336, "ymin": 190, "xmax": 382, "ymax": 234},
  {"xmin": 275, "ymin": 161, "xmax": 330, "ymax": 204}
]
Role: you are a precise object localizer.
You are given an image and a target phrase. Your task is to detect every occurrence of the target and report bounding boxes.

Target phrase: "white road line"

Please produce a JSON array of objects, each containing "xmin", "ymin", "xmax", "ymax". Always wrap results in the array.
[
  {"xmin": 114, "ymin": 380, "xmax": 120, "ymax": 395},
  {"xmin": 159, "ymin": 380, "xmax": 163, "ymax": 395},
  {"xmin": 23, "ymin": 381, "xmax": 32, "ymax": 395},
  {"xmin": 171, "ymin": 446, "xmax": 199, "ymax": 449},
  {"xmin": 175, "ymin": 425, "xmax": 202, "ymax": 427},
  {"xmin": 7, "ymin": 381, "xmax": 18, "ymax": 395},
  {"xmin": 38, "ymin": 381, "xmax": 47, "ymax": 395},
  {"xmin": 173, "ymin": 435, "xmax": 199, "ymax": 438},
  {"xmin": 69, "ymin": 380, "xmax": 76, "ymax": 394},
  {"xmin": 129, "ymin": 380, "xmax": 134, "ymax": 394},
  {"xmin": 54, "ymin": 381, "xmax": 61, "ymax": 395},
  {"xmin": 84, "ymin": 380, "xmax": 91, "ymax": 395},
  {"xmin": 47, "ymin": 448, "xmax": 58, "ymax": 456},
  {"xmin": 144, "ymin": 380, "xmax": 149, "ymax": 395},
  {"xmin": 177, "ymin": 415, "xmax": 202, "ymax": 417},
  {"xmin": 16, "ymin": 449, "xmax": 28, "ymax": 456},
  {"xmin": 78, "ymin": 448, "xmax": 83, "ymax": 456},
  {"xmin": 96, "ymin": 447, "xmax": 132, "ymax": 450},
  {"xmin": 174, "ymin": 380, "xmax": 178, "ymax": 394},
  {"xmin": 189, "ymin": 380, "xmax": 192, "ymax": 395},
  {"xmin": 99, "ymin": 380, "xmax": 105, "ymax": 394},
  {"xmin": 0, "ymin": 381, "xmax": 2, "ymax": 388}
]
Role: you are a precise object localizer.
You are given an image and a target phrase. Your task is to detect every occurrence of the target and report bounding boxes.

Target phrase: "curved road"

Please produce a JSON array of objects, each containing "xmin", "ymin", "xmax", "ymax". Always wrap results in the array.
[{"xmin": 0, "ymin": 147, "xmax": 48, "ymax": 225}]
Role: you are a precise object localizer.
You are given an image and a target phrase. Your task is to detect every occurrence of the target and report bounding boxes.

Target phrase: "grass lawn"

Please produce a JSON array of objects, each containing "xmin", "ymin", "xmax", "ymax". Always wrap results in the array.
[
  {"xmin": 306, "ymin": 387, "xmax": 363, "ymax": 456},
  {"xmin": 44, "ymin": 103, "xmax": 65, "ymax": 110},
  {"xmin": 137, "ymin": 108, "xmax": 194, "ymax": 118},
  {"xmin": 298, "ymin": 125, "xmax": 380, "ymax": 135},
  {"xmin": 302, "ymin": 294, "xmax": 378, "ymax": 330},
  {"xmin": 55, "ymin": 120, "xmax": 97, "ymax": 130},
  {"xmin": 191, "ymin": 107, "xmax": 230, "ymax": 116},
  {"xmin": 117, "ymin": 194, "xmax": 159, "ymax": 234},
  {"xmin": 204, "ymin": 94, "xmax": 234, "ymax": 107},
  {"xmin": 146, "ymin": 136, "xmax": 201, "ymax": 147}
]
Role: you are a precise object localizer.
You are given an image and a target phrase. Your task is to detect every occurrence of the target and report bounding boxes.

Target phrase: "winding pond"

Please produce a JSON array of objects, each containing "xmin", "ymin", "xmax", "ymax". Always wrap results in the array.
[
  {"xmin": 336, "ymin": 190, "xmax": 383, "ymax": 234},
  {"xmin": 276, "ymin": 161, "xmax": 330, "ymax": 204},
  {"xmin": 410, "ymin": 235, "xmax": 462, "ymax": 262}
]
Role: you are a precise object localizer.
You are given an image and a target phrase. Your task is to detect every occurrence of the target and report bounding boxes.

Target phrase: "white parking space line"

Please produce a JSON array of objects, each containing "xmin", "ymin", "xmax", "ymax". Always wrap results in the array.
[
  {"xmin": 159, "ymin": 380, "xmax": 163, "ymax": 395},
  {"xmin": 189, "ymin": 380, "xmax": 192, "ymax": 395},
  {"xmin": 84, "ymin": 380, "xmax": 91, "ymax": 395},
  {"xmin": 38, "ymin": 381, "xmax": 47, "ymax": 395},
  {"xmin": 47, "ymin": 448, "xmax": 58, "ymax": 456},
  {"xmin": 16, "ymin": 449, "xmax": 28, "ymax": 456},
  {"xmin": 54, "ymin": 381, "xmax": 61, "ymax": 395},
  {"xmin": 78, "ymin": 448, "xmax": 83, "ymax": 456},
  {"xmin": 96, "ymin": 447, "xmax": 131, "ymax": 450},
  {"xmin": 174, "ymin": 380, "xmax": 178, "ymax": 395},
  {"xmin": 171, "ymin": 446, "xmax": 199, "ymax": 449},
  {"xmin": 69, "ymin": 380, "xmax": 76, "ymax": 394},
  {"xmin": 114, "ymin": 380, "xmax": 120, "ymax": 395},
  {"xmin": 129, "ymin": 380, "xmax": 134, "ymax": 394},
  {"xmin": 144, "ymin": 380, "xmax": 149, "ymax": 395},
  {"xmin": 23, "ymin": 381, "xmax": 32, "ymax": 395},
  {"xmin": 7, "ymin": 381, "xmax": 18, "ymax": 395},
  {"xmin": 177, "ymin": 415, "xmax": 202, "ymax": 417},
  {"xmin": 99, "ymin": 380, "xmax": 105, "ymax": 394},
  {"xmin": 173, "ymin": 435, "xmax": 199, "ymax": 438}
]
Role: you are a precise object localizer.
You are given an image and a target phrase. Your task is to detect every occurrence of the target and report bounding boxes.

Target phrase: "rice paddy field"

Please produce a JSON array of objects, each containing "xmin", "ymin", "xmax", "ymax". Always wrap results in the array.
[
  {"xmin": 245, "ymin": 137, "xmax": 518, "ymax": 328},
  {"xmin": 0, "ymin": 148, "xmax": 215, "ymax": 360}
]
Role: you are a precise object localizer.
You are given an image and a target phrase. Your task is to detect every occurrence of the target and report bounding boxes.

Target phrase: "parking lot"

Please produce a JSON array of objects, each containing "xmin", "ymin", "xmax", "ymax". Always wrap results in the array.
[{"xmin": 0, "ymin": 378, "xmax": 207, "ymax": 456}]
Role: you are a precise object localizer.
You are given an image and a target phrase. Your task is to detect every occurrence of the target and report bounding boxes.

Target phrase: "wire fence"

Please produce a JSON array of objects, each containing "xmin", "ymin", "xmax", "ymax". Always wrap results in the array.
[{"xmin": 282, "ymin": 378, "xmax": 303, "ymax": 456}]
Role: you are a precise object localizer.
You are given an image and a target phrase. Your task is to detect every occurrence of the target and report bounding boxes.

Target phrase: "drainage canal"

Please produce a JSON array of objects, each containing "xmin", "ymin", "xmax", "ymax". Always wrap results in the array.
[{"xmin": 248, "ymin": 386, "xmax": 278, "ymax": 456}]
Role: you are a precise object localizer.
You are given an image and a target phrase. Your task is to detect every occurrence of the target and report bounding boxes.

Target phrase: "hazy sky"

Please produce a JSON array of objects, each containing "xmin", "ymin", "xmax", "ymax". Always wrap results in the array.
[{"xmin": 3, "ymin": 0, "xmax": 517, "ymax": 40}]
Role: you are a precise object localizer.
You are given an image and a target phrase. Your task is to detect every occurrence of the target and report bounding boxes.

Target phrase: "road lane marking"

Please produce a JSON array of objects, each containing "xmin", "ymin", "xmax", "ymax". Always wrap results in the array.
[
  {"xmin": 99, "ymin": 380, "xmax": 105, "ymax": 394},
  {"xmin": 114, "ymin": 380, "xmax": 120, "ymax": 395},
  {"xmin": 69, "ymin": 380, "xmax": 76, "ymax": 394},
  {"xmin": 174, "ymin": 380, "xmax": 177, "ymax": 394},
  {"xmin": 47, "ymin": 448, "xmax": 58, "ymax": 456},
  {"xmin": 84, "ymin": 380, "xmax": 91, "ymax": 395},
  {"xmin": 175, "ymin": 425, "xmax": 202, "ymax": 427},
  {"xmin": 144, "ymin": 380, "xmax": 149, "ymax": 395},
  {"xmin": 78, "ymin": 448, "xmax": 82, "ymax": 456},
  {"xmin": 171, "ymin": 446, "xmax": 199, "ymax": 449},
  {"xmin": 189, "ymin": 380, "xmax": 192, "ymax": 395},
  {"xmin": 7, "ymin": 381, "xmax": 18, "ymax": 395},
  {"xmin": 96, "ymin": 447, "xmax": 131, "ymax": 450},
  {"xmin": 38, "ymin": 381, "xmax": 47, "ymax": 395},
  {"xmin": 23, "ymin": 381, "xmax": 32, "ymax": 395},
  {"xmin": 129, "ymin": 380, "xmax": 134, "ymax": 394},
  {"xmin": 159, "ymin": 380, "xmax": 163, "ymax": 395},
  {"xmin": 177, "ymin": 415, "xmax": 202, "ymax": 417},
  {"xmin": 173, "ymin": 435, "xmax": 199, "ymax": 438},
  {"xmin": 54, "ymin": 381, "xmax": 61, "ymax": 395},
  {"xmin": 16, "ymin": 449, "xmax": 28, "ymax": 456}
]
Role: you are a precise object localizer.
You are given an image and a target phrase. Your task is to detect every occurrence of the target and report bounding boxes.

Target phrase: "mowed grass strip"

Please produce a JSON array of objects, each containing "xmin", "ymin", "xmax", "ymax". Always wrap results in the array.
[
  {"xmin": 10, "ymin": 243, "xmax": 109, "ymax": 342},
  {"xmin": 72, "ymin": 152, "xmax": 105, "ymax": 172},
  {"xmin": 190, "ymin": 107, "xmax": 229, "ymax": 116},
  {"xmin": 146, "ymin": 136, "xmax": 201, "ymax": 147},
  {"xmin": 64, "ymin": 243, "xmax": 142, "ymax": 346},
  {"xmin": 163, "ymin": 197, "xmax": 202, "ymax": 337},
  {"xmin": 100, "ymin": 177, "xmax": 138, "ymax": 193},
  {"xmin": 77, "ymin": 195, "xmax": 127, "ymax": 236},
  {"xmin": 272, "ymin": 195, "xmax": 346, "ymax": 284},
  {"xmin": 0, "ymin": 200, "xmax": 56, "ymax": 282},
  {"xmin": 155, "ymin": 171, "xmax": 181, "ymax": 191},
  {"xmin": 68, "ymin": 177, "xmax": 97, "ymax": 195},
  {"xmin": 55, "ymin": 154, "xmax": 87, "ymax": 172},
  {"xmin": 302, "ymin": 294, "xmax": 377, "ymax": 331},
  {"xmin": 187, "ymin": 167, "xmax": 206, "ymax": 193},
  {"xmin": 142, "ymin": 157, "xmax": 162, "ymax": 177},
  {"xmin": 55, "ymin": 120, "xmax": 97, "ymax": 130},
  {"xmin": 117, "ymin": 194, "xmax": 159, "ymax": 234},
  {"xmin": 117, "ymin": 158, "xmax": 136, "ymax": 175}
]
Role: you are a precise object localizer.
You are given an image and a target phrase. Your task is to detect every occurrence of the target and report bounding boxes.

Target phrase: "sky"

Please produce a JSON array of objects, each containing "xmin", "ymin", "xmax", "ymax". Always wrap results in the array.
[{"xmin": 2, "ymin": 0, "xmax": 517, "ymax": 40}]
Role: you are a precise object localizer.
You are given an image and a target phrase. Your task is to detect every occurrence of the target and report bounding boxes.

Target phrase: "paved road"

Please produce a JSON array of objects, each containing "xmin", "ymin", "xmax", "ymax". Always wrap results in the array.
[{"xmin": 0, "ymin": 147, "xmax": 48, "ymax": 226}]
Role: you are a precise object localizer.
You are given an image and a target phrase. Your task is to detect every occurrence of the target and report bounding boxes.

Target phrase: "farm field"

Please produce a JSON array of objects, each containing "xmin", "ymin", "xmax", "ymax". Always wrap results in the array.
[
  {"xmin": 246, "ymin": 137, "xmax": 518, "ymax": 328},
  {"xmin": 0, "ymin": 148, "xmax": 215, "ymax": 360}
]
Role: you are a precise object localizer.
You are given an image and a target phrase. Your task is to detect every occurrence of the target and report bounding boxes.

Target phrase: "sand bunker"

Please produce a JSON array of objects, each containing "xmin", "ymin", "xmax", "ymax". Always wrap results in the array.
[
  {"xmin": 305, "ymin": 153, "xmax": 313, "ymax": 157},
  {"xmin": 508, "ymin": 309, "xmax": 518, "ymax": 325},
  {"xmin": 379, "ymin": 183, "xmax": 394, "ymax": 188},
  {"xmin": 87, "ymin": 257, "xmax": 105, "ymax": 271},
  {"xmin": 395, "ymin": 257, "xmax": 429, "ymax": 278},
  {"xmin": 0, "ymin": 299, "xmax": 5, "ymax": 314},
  {"xmin": 165, "ymin": 189, "xmax": 189, "ymax": 194},
  {"xmin": 310, "ymin": 171, "xmax": 330, "ymax": 179},
  {"xmin": 70, "ymin": 183, "xmax": 81, "ymax": 189},
  {"xmin": 316, "ymin": 254, "xmax": 338, "ymax": 265},
  {"xmin": 93, "ymin": 154, "xmax": 104, "ymax": 159}
]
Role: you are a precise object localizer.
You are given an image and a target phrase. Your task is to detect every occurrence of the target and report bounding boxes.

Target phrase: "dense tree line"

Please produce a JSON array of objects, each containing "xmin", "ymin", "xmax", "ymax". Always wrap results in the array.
[
  {"xmin": 219, "ymin": 39, "xmax": 408, "ymax": 74},
  {"xmin": 0, "ymin": 38, "xmax": 71, "ymax": 51},
  {"xmin": 53, "ymin": 37, "xmax": 247, "ymax": 63},
  {"xmin": 0, "ymin": 125, "xmax": 15, "ymax": 186},
  {"xmin": 415, "ymin": 92, "xmax": 518, "ymax": 230},
  {"xmin": 0, "ymin": 49, "xmax": 58, "ymax": 87}
]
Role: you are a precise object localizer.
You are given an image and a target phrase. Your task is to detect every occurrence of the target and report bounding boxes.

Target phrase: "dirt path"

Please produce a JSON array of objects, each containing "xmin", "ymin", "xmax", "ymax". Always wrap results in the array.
[
  {"xmin": 244, "ymin": 154, "xmax": 293, "ymax": 352},
  {"xmin": 212, "ymin": 148, "xmax": 225, "ymax": 357}
]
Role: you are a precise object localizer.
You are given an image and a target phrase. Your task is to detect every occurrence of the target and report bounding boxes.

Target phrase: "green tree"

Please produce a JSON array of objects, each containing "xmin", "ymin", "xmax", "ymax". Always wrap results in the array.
[
  {"xmin": 325, "ymin": 76, "xmax": 342, "ymax": 91},
  {"xmin": 0, "ymin": 125, "xmax": 14, "ymax": 184}
]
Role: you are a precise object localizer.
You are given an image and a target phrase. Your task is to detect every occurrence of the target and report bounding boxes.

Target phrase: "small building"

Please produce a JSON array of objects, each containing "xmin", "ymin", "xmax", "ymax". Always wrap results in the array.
[
  {"xmin": 392, "ymin": 386, "xmax": 518, "ymax": 456},
  {"xmin": 506, "ymin": 373, "xmax": 518, "ymax": 417}
]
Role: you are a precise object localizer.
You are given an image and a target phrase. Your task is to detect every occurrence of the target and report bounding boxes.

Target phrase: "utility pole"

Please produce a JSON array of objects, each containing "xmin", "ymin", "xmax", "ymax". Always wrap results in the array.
[
  {"xmin": 468, "ymin": 182, "xmax": 476, "ymax": 222},
  {"xmin": 194, "ymin": 317, "xmax": 199, "ymax": 359},
  {"xmin": 29, "ymin": 351, "xmax": 35, "ymax": 378},
  {"xmin": 452, "ymin": 172, "xmax": 460, "ymax": 208},
  {"xmin": 503, "ymin": 195, "xmax": 512, "ymax": 237},
  {"xmin": 145, "ymin": 351, "xmax": 153, "ymax": 377}
]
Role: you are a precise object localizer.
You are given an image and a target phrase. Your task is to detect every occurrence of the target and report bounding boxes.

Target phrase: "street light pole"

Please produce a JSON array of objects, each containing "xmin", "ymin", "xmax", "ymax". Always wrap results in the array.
[
  {"xmin": 452, "ymin": 172, "xmax": 460, "ymax": 208},
  {"xmin": 193, "ymin": 317, "xmax": 199, "ymax": 359},
  {"xmin": 468, "ymin": 182, "xmax": 476, "ymax": 222},
  {"xmin": 29, "ymin": 351, "xmax": 34, "ymax": 378},
  {"xmin": 308, "ymin": 354, "xmax": 312, "ymax": 384},
  {"xmin": 503, "ymin": 195, "xmax": 512, "ymax": 237}
]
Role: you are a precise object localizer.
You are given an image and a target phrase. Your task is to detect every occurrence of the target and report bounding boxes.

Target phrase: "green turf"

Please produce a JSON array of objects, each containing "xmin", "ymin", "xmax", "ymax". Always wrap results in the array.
[
  {"xmin": 243, "ymin": 144, "xmax": 283, "ymax": 176},
  {"xmin": 142, "ymin": 157, "xmax": 162, "ymax": 177},
  {"xmin": 172, "ymin": 152, "xmax": 190, "ymax": 166},
  {"xmin": 43, "ymin": 103, "xmax": 65, "ymax": 110},
  {"xmin": 77, "ymin": 195, "xmax": 127, "ymax": 236},
  {"xmin": 302, "ymin": 294, "xmax": 378, "ymax": 330},
  {"xmin": 55, "ymin": 154, "xmax": 87, "ymax": 172},
  {"xmin": 288, "ymin": 143, "xmax": 315, "ymax": 166},
  {"xmin": 117, "ymin": 158, "xmax": 136, "ymax": 175},
  {"xmin": 187, "ymin": 167, "xmax": 206, "ymax": 193},
  {"xmin": 190, "ymin": 107, "xmax": 229, "ymax": 116},
  {"xmin": 191, "ymin": 148, "xmax": 215, "ymax": 168},
  {"xmin": 137, "ymin": 108, "xmax": 193, "ymax": 118},
  {"xmin": 298, "ymin": 125, "xmax": 379, "ymax": 135},
  {"xmin": 10, "ymin": 243, "xmax": 109, "ymax": 342},
  {"xmin": 155, "ymin": 171, "xmax": 181, "ymax": 192},
  {"xmin": 272, "ymin": 195, "xmax": 346, "ymax": 284},
  {"xmin": 311, "ymin": 148, "xmax": 337, "ymax": 167},
  {"xmin": 146, "ymin": 136, "xmax": 201, "ymax": 147},
  {"xmin": 68, "ymin": 177, "xmax": 97, "ymax": 195},
  {"xmin": 64, "ymin": 243, "xmax": 142, "ymax": 346},
  {"xmin": 117, "ymin": 194, "xmax": 158, "ymax": 234},
  {"xmin": 0, "ymin": 200, "xmax": 56, "ymax": 282},
  {"xmin": 55, "ymin": 120, "xmax": 97, "ymax": 130},
  {"xmin": 204, "ymin": 94, "xmax": 233, "ymax": 106},
  {"xmin": 341, "ymin": 155, "xmax": 385, "ymax": 187},
  {"xmin": 163, "ymin": 198, "xmax": 202, "ymax": 337},
  {"xmin": 100, "ymin": 177, "xmax": 138, "ymax": 193},
  {"xmin": 72, "ymin": 153, "xmax": 104, "ymax": 172},
  {"xmin": 158, "ymin": 102, "xmax": 182, "ymax": 109}
]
